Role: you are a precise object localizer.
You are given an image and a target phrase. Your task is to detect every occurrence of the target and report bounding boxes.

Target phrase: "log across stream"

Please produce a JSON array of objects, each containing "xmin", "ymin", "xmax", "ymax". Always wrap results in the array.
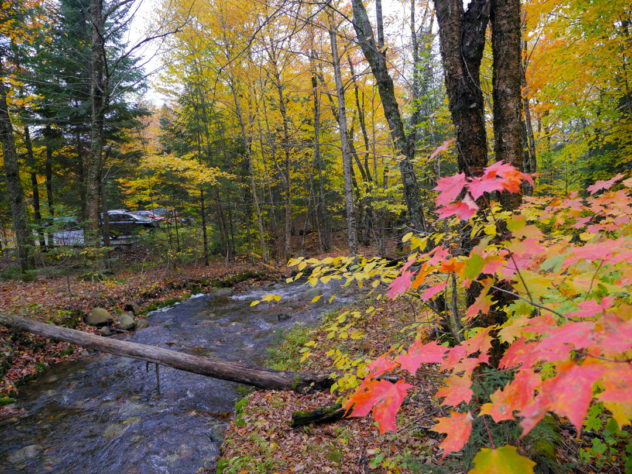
[{"xmin": 0, "ymin": 282, "xmax": 355, "ymax": 473}]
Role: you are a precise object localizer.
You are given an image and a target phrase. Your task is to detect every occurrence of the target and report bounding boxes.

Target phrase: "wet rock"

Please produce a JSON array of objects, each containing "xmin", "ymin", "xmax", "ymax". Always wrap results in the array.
[
  {"xmin": 103, "ymin": 423, "xmax": 127, "ymax": 439},
  {"xmin": 277, "ymin": 313, "xmax": 291, "ymax": 321},
  {"xmin": 211, "ymin": 288, "xmax": 233, "ymax": 298},
  {"xmin": 117, "ymin": 312, "xmax": 136, "ymax": 331},
  {"xmin": 86, "ymin": 307, "xmax": 113, "ymax": 326},
  {"xmin": 9, "ymin": 444, "xmax": 42, "ymax": 464},
  {"xmin": 99, "ymin": 326, "xmax": 112, "ymax": 337},
  {"xmin": 303, "ymin": 288, "xmax": 321, "ymax": 301},
  {"xmin": 124, "ymin": 302, "xmax": 141, "ymax": 316}
]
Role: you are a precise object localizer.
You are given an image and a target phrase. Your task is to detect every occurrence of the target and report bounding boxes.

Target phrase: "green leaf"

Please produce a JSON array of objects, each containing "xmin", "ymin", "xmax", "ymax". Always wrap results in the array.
[
  {"xmin": 464, "ymin": 253, "xmax": 485, "ymax": 280},
  {"xmin": 469, "ymin": 445, "xmax": 535, "ymax": 474}
]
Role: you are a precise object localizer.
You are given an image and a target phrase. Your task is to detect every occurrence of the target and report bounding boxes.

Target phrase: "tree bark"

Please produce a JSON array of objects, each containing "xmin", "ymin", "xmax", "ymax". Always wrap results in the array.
[
  {"xmin": 434, "ymin": 0, "xmax": 490, "ymax": 176},
  {"xmin": 86, "ymin": 0, "xmax": 106, "ymax": 245},
  {"xmin": 491, "ymin": 0, "xmax": 523, "ymax": 209},
  {"xmin": 0, "ymin": 58, "xmax": 34, "ymax": 271},
  {"xmin": 24, "ymin": 125, "xmax": 46, "ymax": 249},
  {"xmin": 350, "ymin": 0, "xmax": 427, "ymax": 233},
  {"xmin": 329, "ymin": 14, "xmax": 358, "ymax": 255},
  {"xmin": 0, "ymin": 313, "xmax": 333, "ymax": 393}
]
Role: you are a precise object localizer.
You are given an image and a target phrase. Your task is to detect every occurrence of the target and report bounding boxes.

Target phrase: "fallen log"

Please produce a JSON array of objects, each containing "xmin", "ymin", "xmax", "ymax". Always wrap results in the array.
[
  {"xmin": 291, "ymin": 403, "xmax": 346, "ymax": 428},
  {"xmin": 0, "ymin": 313, "xmax": 333, "ymax": 393}
]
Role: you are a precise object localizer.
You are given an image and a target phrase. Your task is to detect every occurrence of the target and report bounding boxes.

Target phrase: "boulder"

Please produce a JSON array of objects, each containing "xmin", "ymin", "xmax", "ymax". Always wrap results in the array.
[
  {"xmin": 116, "ymin": 312, "xmax": 136, "ymax": 331},
  {"xmin": 86, "ymin": 308, "xmax": 113, "ymax": 327},
  {"xmin": 123, "ymin": 302, "xmax": 141, "ymax": 316}
]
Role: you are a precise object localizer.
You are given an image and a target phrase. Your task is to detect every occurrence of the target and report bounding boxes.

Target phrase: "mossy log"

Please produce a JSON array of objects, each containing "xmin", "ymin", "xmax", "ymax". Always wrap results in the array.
[{"xmin": 290, "ymin": 403, "xmax": 346, "ymax": 427}]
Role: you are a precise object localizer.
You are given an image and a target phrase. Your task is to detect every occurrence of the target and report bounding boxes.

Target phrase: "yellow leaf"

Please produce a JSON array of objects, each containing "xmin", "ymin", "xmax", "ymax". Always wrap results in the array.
[
  {"xmin": 311, "ymin": 295, "xmax": 322, "ymax": 303},
  {"xmin": 250, "ymin": 300, "xmax": 260, "ymax": 307},
  {"xmin": 402, "ymin": 232, "xmax": 413, "ymax": 243}
]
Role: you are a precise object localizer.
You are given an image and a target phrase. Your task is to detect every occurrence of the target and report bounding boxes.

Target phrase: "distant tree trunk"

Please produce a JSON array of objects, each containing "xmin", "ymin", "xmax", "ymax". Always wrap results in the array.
[
  {"xmin": 491, "ymin": 0, "xmax": 523, "ymax": 209},
  {"xmin": 521, "ymin": 38, "xmax": 537, "ymax": 194},
  {"xmin": 351, "ymin": 0, "xmax": 427, "ymax": 233},
  {"xmin": 24, "ymin": 126, "xmax": 46, "ymax": 249},
  {"xmin": 200, "ymin": 188, "xmax": 209, "ymax": 266},
  {"xmin": 44, "ymin": 125, "xmax": 55, "ymax": 217},
  {"xmin": 311, "ymin": 72, "xmax": 329, "ymax": 252},
  {"xmin": 0, "ymin": 58, "xmax": 34, "ymax": 272},
  {"xmin": 86, "ymin": 0, "xmax": 106, "ymax": 245},
  {"xmin": 434, "ymin": 0, "xmax": 489, "ymax": 176},
  {"xmin": 100, "ymin": 173, "xmax": 110, "ymax": 247},
  {"xmin": 328, "ymin": 14, "xmax": 358, "ymax": 255}
]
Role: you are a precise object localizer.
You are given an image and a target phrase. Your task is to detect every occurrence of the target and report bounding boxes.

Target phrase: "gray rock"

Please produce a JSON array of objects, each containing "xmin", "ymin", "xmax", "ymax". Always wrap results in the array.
[
  {"xmin": 99, "ymin": 326, "xmax": 112, "ymax": 337},
  {"xmin": 117, "ymin": 312, "xmax": 136, "ymax": 330},
  {"xmin": 86, "ymin": 307, "xmax": 113, "ymax": 326},
  {"xmin": 9, "ymin": 444, "xmax": 42, "ymax": 464}
]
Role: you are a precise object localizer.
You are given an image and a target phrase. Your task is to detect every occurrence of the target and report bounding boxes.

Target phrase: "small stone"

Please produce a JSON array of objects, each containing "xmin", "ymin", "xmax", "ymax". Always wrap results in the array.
[
  {"xmin": 103, "ymin": 423, "xmax": 127, "ymax": 439},
  {"xmin": 8, "ymin": 444, "xmax": 42, "ymax": 464},
  {"xmin": 86, "ymin": 307, "xmax": 113, "ymax": 326},
  {"xmin": 277, "ymin": 313, "xmax": 291, "ymax": 321},
  {"xmin": 116, "ymin": 312, "xmax": 136, "ymax": 331},
  {"xmin": 137, "ymin": 319, "xmax": 149, "ymax": 329},
  {"xmin": 99, "ymin": 326, "xmax": 112, "ymax": 337},
  {"xmin": 211, "ymin": 288, "xmax": 233, "ymax": 298}
]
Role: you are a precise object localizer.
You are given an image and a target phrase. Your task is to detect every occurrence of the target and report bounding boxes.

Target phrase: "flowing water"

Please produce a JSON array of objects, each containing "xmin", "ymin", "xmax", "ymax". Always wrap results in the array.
[{"xmin": 0, "ymin": 282, "xmax": 353, "ymax": 473}]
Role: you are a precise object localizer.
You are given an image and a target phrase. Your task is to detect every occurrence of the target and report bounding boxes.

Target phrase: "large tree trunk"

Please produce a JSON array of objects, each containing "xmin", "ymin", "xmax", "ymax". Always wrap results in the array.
[
  {"xmin": 434, "ymin": 0, "xmax": 490, "ymax": 176},
  {"xmin": 0, "ymin": 58, "xmax": 34, "ymax": 272},
  {"xmin": 491, "ymin": 0, "xmax": 523, "ymax": 209},
  {"xmin": 350, "ymin": 0, "xmax": 427, "ymax": 233},
  {"xmin": 328, "ymin": 14, "xmax": 358, "ymax": 255},
  {"xmin": 86, "ymin": 0, "xmax": 106, "ymax": 245},
  {"xmin": 0, "ymin": 313, "xmax": 332, "ymax": 393}
]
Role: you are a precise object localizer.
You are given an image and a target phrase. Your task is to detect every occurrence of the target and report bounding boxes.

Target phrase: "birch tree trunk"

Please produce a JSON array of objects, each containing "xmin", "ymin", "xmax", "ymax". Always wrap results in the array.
[{"xmin": 328, "ymin": 14, "xmax": 358, "ymax": 255}]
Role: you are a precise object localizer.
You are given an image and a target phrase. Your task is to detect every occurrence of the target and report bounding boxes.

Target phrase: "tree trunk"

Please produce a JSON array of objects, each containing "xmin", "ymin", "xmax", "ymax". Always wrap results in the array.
[
  {"xmin": 434, "ymin": 0, "xmax": 489, "ymax": 176},
  {"xmin": 350, "ymin": 0, "xmax": 426, "ymax": 233},
  {"xmin": 86, "ymin": 0, "xmax": 106, "ymax": 245},
  {"xmin": 491, "ymin": 0, "xmax": 523, "ymax": 209},
  {"xmin": 24, "ymin": 125, "xmax": 46, "ymax": 249},
  {"xmin": 329, "ymin": 14, "xmax": 358, "ymax": 255},
  {"xmin": 0, "ymin": 313, "xmax": 333, "ymax": 393},
  {"xmin": 201, "ymin": 188, "xmax": 209, "ymax": 266},
  {"xmin": 44, "ymin": 125, "xmax": 55, "ymax": 218},
  {"xmin": 0, "ymin": 58, "xmax": 34, "ymax": 271}
]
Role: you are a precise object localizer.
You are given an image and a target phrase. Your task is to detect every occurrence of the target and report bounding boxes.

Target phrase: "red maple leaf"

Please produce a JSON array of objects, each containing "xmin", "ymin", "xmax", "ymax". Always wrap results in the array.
[
  {"xmin": 434, "ymin": 172, "xmax": 468, "ymax": 206},
  {"xmin": 436, "ymin": 374, "xmax": 473, "ymax": 407},
  {"xmin": 345, "ymin": 379, "xmax": 413, "ymax": 433},
  {"xmin": 436, "ymin": 195, "xmax": 479, "ymax": 220},
  {"xmin": 480, "ymin": 369, "xmax": 540, "ymax": 422},
  {"xmin": 519, "ymin": 362, "xmax": 604, "ymax": 435},
  {"xmin": 387, "ymin": 270, "xmax": 414, "ymax": 299},
  {"xmin": 432, "ymin": 411, "xmax": 473, "ymax": 459},
  {"xmin": 396, "ymin": 340, "xmax": 448, "ymax": 374},
  {"xmin": 421, "ymin": 281, "xmax": 447, "ymax": 301},
  {"xmin": 568, "ymin": 296, "xmax": 615, "ymax": 318},
  {"xmin": 429, "ymin": 138, "xmax": 456, "ymax": 160},
  {"xmin": 367, "ymin": 355, "xmax": 399, "ymax": 377},
  {"xmin": 587, "ymin": 173, "xmax": 623, "ymax": 195}
]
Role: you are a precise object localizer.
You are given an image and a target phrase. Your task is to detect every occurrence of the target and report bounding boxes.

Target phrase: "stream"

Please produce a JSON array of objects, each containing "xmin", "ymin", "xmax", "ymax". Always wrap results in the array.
[{"xmin": 0, "ymin": 281, "xmax": 354, "ymax": 473}]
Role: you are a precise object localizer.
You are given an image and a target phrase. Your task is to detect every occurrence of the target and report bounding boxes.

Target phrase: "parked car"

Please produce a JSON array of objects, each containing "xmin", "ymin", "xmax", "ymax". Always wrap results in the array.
[
  {"xmin": 105, "ymin": 210, "xmax": 156, "ymax": 239},
  {"xmin": 130, "ymin": 210, "xmax": 165, "ymax": 222},
  {"xmin": 46, "ymin": 216, "xmax": 84, "ymax": 246},
  {"xmin": 151, "ymin": 208, "xmax": 191, "ymax": 225}
]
